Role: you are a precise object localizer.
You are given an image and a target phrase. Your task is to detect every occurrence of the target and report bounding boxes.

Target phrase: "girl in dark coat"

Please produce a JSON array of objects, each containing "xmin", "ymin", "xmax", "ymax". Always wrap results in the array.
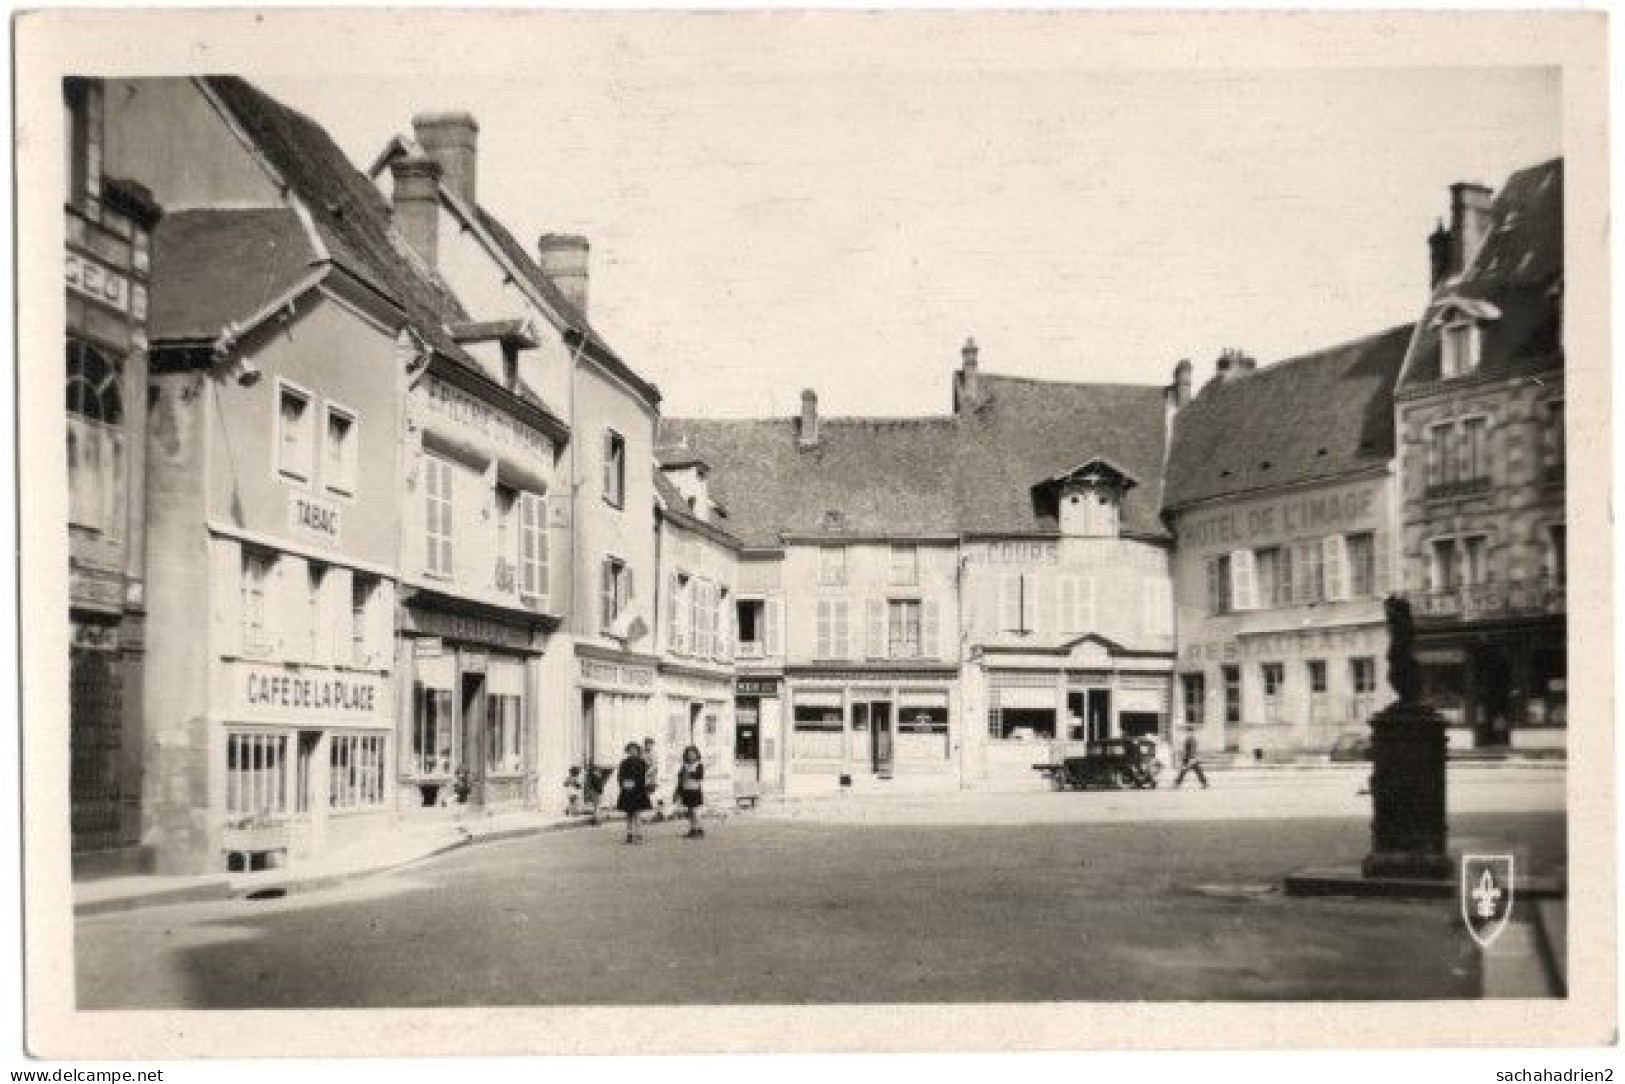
[
  {"xmin": 615, "ymin": 741, "xmax": 652, "ymax": 844},
  {"xmin": 674, "ymin": 745, "xmax": 706, "ymax": 839}
]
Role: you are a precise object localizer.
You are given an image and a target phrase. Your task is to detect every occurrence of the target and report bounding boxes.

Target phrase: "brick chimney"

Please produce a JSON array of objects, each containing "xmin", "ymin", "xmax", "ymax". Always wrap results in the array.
[
  {"xmin": 390, "ymin": 155, "xmax": 443, "ymax": 269},
  {"xmin": 1428, "ymin": 218, "xmax": 1452, "ymax": 288},
  {"xmin": 955, "ymin": 336, "xmax": 984, "ymax": 413},
  {"xmin": 537, "ymin": 234, "xmax": 590, "ymax": 315},
  {"xmin": 1169, "ymin": 358, "xmax": 1193, "ymax": 409},
  {"xmin": 1448, "ymin": 182, "xmax": 1494, "ymax": 278},
  {"xmin": 1210, "ymin": 348, "xmax": 1256, "ymax": 385},
  {"xmin": 798, "ymin": 389, "xmax": 819, "ymax": 449},
  {"xmin": 412, "ymin": 112, "xmax": 479, "ymax": 207}
]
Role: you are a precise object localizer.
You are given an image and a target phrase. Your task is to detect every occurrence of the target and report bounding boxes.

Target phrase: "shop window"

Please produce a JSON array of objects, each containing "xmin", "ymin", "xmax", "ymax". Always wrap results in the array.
[
  {"xmin": 815, "ymin": 598, "xmax": 851, "ymax": 659},
  {"xmin": 818, "ymin": 545, "xmax": 848, "ymax": 586},
  {"xmin": 277, "ymin": 381, "xmax": 315, "ymax": 482},
  {"xmin": 987, "ymin": 686, "xmax": 1057, "ymax": 741},
  {"xmin": 600, "ymin": 556, "xmax": 633, "ymax": 632},
  {"xmin": 519, "ymin": 492, "xmax": 548, "ymax": 602},
  {"xmin": 602, "ymin": 429, "xmax": 626, "ymax": 508},
  {"xmin": 791, "ymin": 697, "xmax": 843, "ymax": 761},
  {"xmin": 225, "ymin": 731, "xmax": 289, "ymax": 822},
  {"xmin": 323, "ymin": 405, "xmax": 358, "ymax": 495},
  {"xmin": 887, "ymin": 599, "xmax": 922, "ymax": 659},
  {"xmin": 1545, "ymin": 524, "xmax": 1566, "ymax": 585},
  {"xmin": 897, "ymin": 693, "xmax": 950, "ymax": 760},
  {"xmin": 1261, "ymin": 662, "xmax": 1285, "ymax": 722},
  {"xmin": 424, "ymin": 454, "xmax": 454, "ymax": 577},
  {"xmin": 1180, "ymin": 673, "xmax": 1205, "ymax": 728},
  {"xmin": 412, "ymin": 681, "xmax": 455, "ymax": 777},
  {"xmin": 486, "ymin": 695, "xmax": 525, "ymax": 775},
  {"xmin": 66, "ymin": 341, "xmax": 125, "ymax": 534},
  {"xmin": 329, "ymin": 733, "xmax": 385, "ymax": 811},
  {"xmin": 241, "ymin": 551, "xmax": 274, "ymax": 656},
  {"xmin": 993, "ymin": 708, "xmax": 1055, "ymax": 742},
  {"xmin": 1222, "ymin": 665, "xmax": 1241, "ymax": 725},
  {"xmin": 1346, "ymin": 533, "xmax": 1376, "ymax": 598},
  {"xmin": 890, "ymin": 544, "xmax": 919, "ymax": 585},
  {"xmin": 1206, "ymin": 555, "xmax": 1232, "ymax": 615}
]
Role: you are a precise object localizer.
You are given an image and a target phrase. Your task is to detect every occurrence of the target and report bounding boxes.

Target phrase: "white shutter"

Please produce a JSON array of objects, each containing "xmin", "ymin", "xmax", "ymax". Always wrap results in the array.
[
  {"xmin": 718, "ymin": 592, "xmax": 732, "ymax": 660},
  {"xmin": 1230, "ymin": 549, "xmax": 1256, "ymax": 611},
  {"xmin": 816, "ymin": 600, "xmax": 832, "ymax": 658},
  {"xmin": 212, "ymin": 538, "xmax": 242, "ymax": 657},
  {"xmin": 922, "ymin": 598, "xmax": 941, "ymax": 659},
  {"xmin": 599, "ymin": 560, "xmax": 615, "ymax": 631},
  {"xmin": 999, "ymin": 574, "xmax": 1021, "ymax": 632},
  {"xmin": 535, "ymin": 496, "xmax": 550, "ymax": 604},
  {"xmin": 666, "ymin": 573, "xmax": 682, "ymax": 653},
  {"xmin": 835, "ymin": 599, "xmax": 852, "ymax": 658},
  {"xmin": 765, "ymin": 596, "xmax": 783, "ymax": 656},
  {"xmin": 1059, "ymin": 575, "xmax": 1079, "ymax": 636},
  {"xmin": 367, "ymin": 579, "xmax": 395, "ymax": 669},
  {"xmin": 1082, "ymin": 577, "xmax": 1098, "ymax": 633},
  {"xmin": 1026, "ymin": 572, "xmax": 1050, "ymax": 639},
  {"xmin": 1323, "ymin": 535, "xmax": 1349, "ymax": 602},
  {"xmin": 1374, "ymin": 530, "xmax": 1393, "ymax": 597},
  {"xmin": 867, "ymin": 598, "xmax": 887, "ymax": 659}
]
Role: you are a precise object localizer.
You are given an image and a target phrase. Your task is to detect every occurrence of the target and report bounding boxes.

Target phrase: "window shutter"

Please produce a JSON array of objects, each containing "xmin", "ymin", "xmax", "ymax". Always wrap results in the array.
[
  {"xmin": 600, "ymin": 560, "xmax": 615, "ymax": 631},
  {"xmin": 765, "ymin": 597, "xmax": 783, "ymax": 656},
  {"xmin": 367, "ymin": 579, "xmax": 394, "ymax": 669},
  {"xmin": 1373, "ymin": 530, "xmax": 1392, "ymax": 597},
  {"xmin": 718, "ymin": 593, "xmax": 732, "ymax": 660},
  {"xmin": 1230, "ymin": 550, "xmax": 1256, "ymax": 611},
  {"xmin": 1206, "ymin": 558, "xmax": 1223, "ymax": 614},
  {"xmin": 602, "ymin": 431, "xmax": 614, "ymax": 497},
  {"xmin": 701, "ymin": 582, "xmax": 715, "ymax": 656},
  {"xmin": 835, "ymin": 599, "xmax": 852, "ymax": 658},
  {"xmin": 213, "ymin": 539, "xmax": 242, "ymax": 657},
  {"xmin": 1082, "ymin": 577, "xmax": 1098, "ymax": 632},
  {"xmin": 1059, "ymin": 576, "xmax": 1079, "ymax": 635},
  {"xmin": 815, "ymin": 600, "xmax": 831, "ymax": 658},
  {"xmin": 1323, "ymin": 536, "xmax": 1348, "ymax": 601},
  {"xmin": 536, "ymin": 496, "xmax": 550, "ymax": 603},
  {"xmin": 1025, "ymin": 572, "xmax": 1050, "ymax": 638},
  {"xmin": 922, "ymin": 598, "xmax": 941, "ymax": 659},
  {"xmin": 866, "ymin": 598, "xmax": 887, "ymax": 659},
  {"xmin": 1293, "ymin": 543, "xmax": 1314, "ymax": 604},
  {"xmin": 667, "ymin": 574, "xmax": 682, "ymax": 652},
  {"xmin": 999, "ymin": 574, "xmax": 1021, "ymax": 632}
]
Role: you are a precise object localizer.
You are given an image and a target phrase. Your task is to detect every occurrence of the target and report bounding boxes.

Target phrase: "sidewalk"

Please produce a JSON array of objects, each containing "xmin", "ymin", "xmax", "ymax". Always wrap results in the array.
[{"xmin": 74, "ymin": 808, "xmax": 593, "ymax": 917}]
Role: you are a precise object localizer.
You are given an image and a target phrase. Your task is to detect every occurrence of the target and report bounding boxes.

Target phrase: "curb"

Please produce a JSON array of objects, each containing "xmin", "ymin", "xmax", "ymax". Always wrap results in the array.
[{"xmin": 75, "ymin": 817, "xmax": 593, "ymax": 917}]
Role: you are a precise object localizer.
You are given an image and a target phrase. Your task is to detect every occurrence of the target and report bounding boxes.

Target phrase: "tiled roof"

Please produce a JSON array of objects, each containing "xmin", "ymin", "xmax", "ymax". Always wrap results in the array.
[
  {"xmin": 149, "ymin": 207, "xmax": 317, "ymax": 342},
  {"xmin": 662, "ymin": 372, "xmax": 1172, "ymax": 545},
  {"xmin": 201, "ymin": 76, "xmax": 474, "ymax": 366},
  {"xmin": 654, "ymin": 466, "xmax": 742, "ymax": 550},
  {"xmin": 468, "ymin": 205, "xmax": 662, "ymax": 409},
  {"xmin": 1401, "ymin": 158, "xmax": 1564, "ymax": 389},
  {"xmin": 1163, "ymin": 324, "xmax": 1412, "ymax": 510},
  {"xmin": 956, "ymin": 375, "xmax": 1169, "ymax": 538}
]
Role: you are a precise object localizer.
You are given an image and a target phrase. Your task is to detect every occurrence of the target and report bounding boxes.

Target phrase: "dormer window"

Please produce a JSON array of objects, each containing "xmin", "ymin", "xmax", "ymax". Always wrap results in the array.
[
  {"xmin": 1042, "ymin": 458, "xmax": 1136, "ymax": 539},
  {"xmin": 1441, "ymin": 321, "xmax": 1480, "ymax": 378}
]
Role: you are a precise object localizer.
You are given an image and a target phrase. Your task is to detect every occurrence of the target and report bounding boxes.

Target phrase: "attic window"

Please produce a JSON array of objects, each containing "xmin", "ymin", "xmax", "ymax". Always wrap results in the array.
[{"xmin": 1440, "ymin": 321, "xmax": 1481, "ymax": 379}]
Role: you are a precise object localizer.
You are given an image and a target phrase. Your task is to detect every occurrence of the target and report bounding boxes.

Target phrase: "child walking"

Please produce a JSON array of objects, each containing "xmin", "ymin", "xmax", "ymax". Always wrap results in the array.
[
  {"xmin": 615, "ymin": 741, "xmax": 652, "ymax": 844},
  {"xmin": 674, "ymin": 745, "xmax": 707, "ymax": 839}
]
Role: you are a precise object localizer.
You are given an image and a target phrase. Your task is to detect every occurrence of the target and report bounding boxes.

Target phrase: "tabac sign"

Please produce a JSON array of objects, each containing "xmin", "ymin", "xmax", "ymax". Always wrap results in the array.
[{"xmin": 288, "ymin": 492, "xmax": 342, "ymax": 545}]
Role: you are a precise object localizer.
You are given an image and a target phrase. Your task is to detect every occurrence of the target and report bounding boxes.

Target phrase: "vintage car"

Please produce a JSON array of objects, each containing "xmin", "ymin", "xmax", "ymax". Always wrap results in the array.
[{"xmin": 1034, "ymin": 738, "xmax": 1161, "ymax": 791}]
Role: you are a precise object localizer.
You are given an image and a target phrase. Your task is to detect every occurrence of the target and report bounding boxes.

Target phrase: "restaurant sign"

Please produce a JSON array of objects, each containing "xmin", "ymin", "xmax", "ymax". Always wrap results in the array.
[{"xmin": 233, "ymin": 662, "xmax": 386, "ymax": 723}]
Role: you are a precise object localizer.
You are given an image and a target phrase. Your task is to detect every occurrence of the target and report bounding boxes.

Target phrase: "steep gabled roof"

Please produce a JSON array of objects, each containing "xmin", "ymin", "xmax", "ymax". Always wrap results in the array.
[
  {"xmin": 1400, "ymin": 157, "xmax": 1563, "ymax": 390},
  {"xmin": 654, "ymin": 466, "xmax": 742, "ymax": 550},
  {"xmin": 956, "ymin": 375, "xmax": 1169, "ymax": 538},
  {"xmin": 1164, "ymin": 323, "xmax": 1412, "ymax": 510},
  {"xmin": 149, "ymin": 207, "xmax": 319, "ymax": 343},
  {"xmin": 201, "ymin": 76, "xmax": 474, "ymax": 366}
]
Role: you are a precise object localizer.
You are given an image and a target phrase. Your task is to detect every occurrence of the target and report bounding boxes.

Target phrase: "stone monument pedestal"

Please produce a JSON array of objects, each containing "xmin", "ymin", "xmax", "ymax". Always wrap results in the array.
[{"xmin": 1361, "ymin": 701, "xmax": 1450, "ymax": 880}]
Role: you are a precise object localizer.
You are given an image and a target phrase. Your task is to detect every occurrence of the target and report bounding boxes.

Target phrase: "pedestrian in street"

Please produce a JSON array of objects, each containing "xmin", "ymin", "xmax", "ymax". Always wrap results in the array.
[
  {"xmin": 616, "ymin": 741, "xmax": 653, "ymax": 844},
  {"xmin": 1172, "ymin": 733, "xmax": 1209, "ymax": 789},
  {"xmin": 564, "ymin": 765, "xmax": 584, "ymax": 816},
  {"xmin": 673, "ymin": 744, "xmax": 707, "ymax": 839}
]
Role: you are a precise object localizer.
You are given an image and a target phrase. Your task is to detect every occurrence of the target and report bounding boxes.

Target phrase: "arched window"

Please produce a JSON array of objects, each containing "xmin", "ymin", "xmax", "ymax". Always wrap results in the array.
[{"xmin": 66, "ymin": 340, "xmax": 122, "ymax": 425}]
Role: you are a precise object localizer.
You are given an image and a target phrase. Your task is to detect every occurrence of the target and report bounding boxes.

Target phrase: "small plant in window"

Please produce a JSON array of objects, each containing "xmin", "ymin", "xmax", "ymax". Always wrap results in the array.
[{"xmin": 452, "ymin": 765, "xmax": 474, "ymax": 804}]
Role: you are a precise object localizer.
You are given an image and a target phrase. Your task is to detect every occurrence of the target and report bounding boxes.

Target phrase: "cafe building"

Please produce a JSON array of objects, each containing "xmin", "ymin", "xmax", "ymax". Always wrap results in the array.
[
  {"xmin": 952, "ymin": 356, "xmax": 1180, "ymax": 784},
  {"xmin": 1164, "ymin": 332, "xmax": 1411, "ymax": 758},
  {"xmin": 108, "ymin": 76, "xmax": 462, "ymax": 872},
  {"xmin": 1394, "ymin": 161, "xmax": 1566, "ymax": 751}
]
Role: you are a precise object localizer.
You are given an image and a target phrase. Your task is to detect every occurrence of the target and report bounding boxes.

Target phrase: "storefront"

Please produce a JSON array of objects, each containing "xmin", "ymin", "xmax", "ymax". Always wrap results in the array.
[
  {"xmin": 398, "ymin": 592, "xmax": 550, "ymax": 812},
  {"xmin": 575, "ymin": 648, "xmax": 659, "ymax": 776},
  {"xmin": 785, "ymin": 669, "xmax": 957, "ymax": 791},
  {"xmin": 657, "ymin": 668, "xmax": 735, "ymax": 804},
  {"xmin": 1414, "ymin": 609, "xmax": 1566, "ymax": 751},
  {"xmin": 215, "ymin": 659, "xmax": 392, "ymax": 870},
  {"xmin": 734, "ymin": 676, "xmax": 784, "ymax": 798}
]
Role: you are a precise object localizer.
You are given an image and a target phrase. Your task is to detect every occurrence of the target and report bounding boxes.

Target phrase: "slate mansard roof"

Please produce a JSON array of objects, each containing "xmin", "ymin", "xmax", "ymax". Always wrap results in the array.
[
  {"xmin": 661, "ymin": 373, "xmax": 1171, "ymax": 548},
  {"xmin": 1401, "ymin": 158, "xmax": 1564, "ymax": 390},
  {"xmin": 1161, "ymin": 323, "xmax": 1412, "ymax": 512}
]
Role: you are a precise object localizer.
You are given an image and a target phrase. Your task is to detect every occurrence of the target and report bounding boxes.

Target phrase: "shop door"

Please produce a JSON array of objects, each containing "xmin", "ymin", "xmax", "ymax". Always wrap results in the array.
[
  {"xmin": 867, "ymin": 701, "xmax": 894, "ymax": 775},
  {"xmin": 734, "ymin": 698, "xmax": 761, "ymax": 788},
  {"xmin": 581, "ymin": 691, "xmax": 598, "ymax": 770},
  {"xmin": 1086, "ymin": 689, "xmax": 1112, "ymax": 742},
  {"xmin": 1473, "ymin": 646, "xmax": 1512, "ymax": 747},
  {"xmin": 290, "ymin": 730, "xmax": 324, "ymax": 859},
  {"xmin": 461, "ymin": 672, "xmax": 487, "ymax": 805}
]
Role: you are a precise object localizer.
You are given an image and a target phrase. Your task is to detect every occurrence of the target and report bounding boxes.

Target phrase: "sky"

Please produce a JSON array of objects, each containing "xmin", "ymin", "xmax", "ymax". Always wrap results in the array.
[{"xmin": 257, "ymin": 34, "xmax": 1560, "ymax": 420}]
